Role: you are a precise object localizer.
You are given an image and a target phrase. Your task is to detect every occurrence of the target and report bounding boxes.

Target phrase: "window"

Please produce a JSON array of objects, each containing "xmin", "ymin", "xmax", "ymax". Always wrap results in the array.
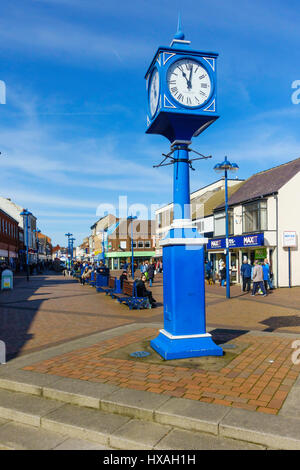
[
  {"xmin": 138, "ymin": 241, "xmax": 144, "ymax": 248},
  {"xmin": 214, "ymin": 210, "xmax": 233, "ymax": 237},
  {"xmin": 243, "ymin": 200, "xmax": 267, "ymax": 233},
  {"xmin": 144, "ymin": 241, "xmax": 151, "ymax": 248},
  {"xmin": 132, "ymin": 241, "xmax": 137, "ymax": 248},
  {"xmin": 157, "ymin": 213, "xmax": 162, "ymax": 229}
]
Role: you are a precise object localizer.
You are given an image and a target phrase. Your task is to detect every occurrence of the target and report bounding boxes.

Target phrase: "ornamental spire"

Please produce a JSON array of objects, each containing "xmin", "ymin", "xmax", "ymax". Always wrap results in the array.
[
  {"xmin": 174, "ymin": 13, "xmax": 185, "ymax": 40},
  {"xmin": 170, "ymin": 14, "xmax": 191, "ymax": 48}
]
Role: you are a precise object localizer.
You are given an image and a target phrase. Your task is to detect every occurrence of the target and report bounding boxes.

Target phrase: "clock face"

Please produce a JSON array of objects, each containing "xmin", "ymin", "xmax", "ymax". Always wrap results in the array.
[
  {"xmin": 149, "ymin": 68, "xmax": 160, "ymax": 117},
  {"xmin": 167, "ymin": 59, "xmax": 212, "ymax": 108}
]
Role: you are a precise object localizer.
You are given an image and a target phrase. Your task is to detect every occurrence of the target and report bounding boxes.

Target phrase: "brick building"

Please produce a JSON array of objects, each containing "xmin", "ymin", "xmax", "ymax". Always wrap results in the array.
[{"xmin": 0, "ymin": 208, "xmax": 24, "ymax": 268}]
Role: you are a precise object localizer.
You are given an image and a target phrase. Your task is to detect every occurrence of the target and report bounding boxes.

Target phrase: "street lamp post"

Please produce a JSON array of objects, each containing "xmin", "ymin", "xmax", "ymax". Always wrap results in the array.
[
  {"xmin": 65, "ymin": 232, "xmax": 72, "ymax": 269},
  {"xmin": 101, "ymin": 230, "xmax": 106, "ymax": 264},
  {"xmin": 33, "ymin": 229, "xmax": 41, "ymax": 265},
  {"xmin": 69, "ymin": 237, "xmax": 76, "ymax": 266},
  {"xmin": 214, "ymin": 156, "xmax": 239, "ymax": 299},
  {"xmin": 127, "ymin": 215, "xmax": 137, "ymax": 279},
  {"xmin": 20, "ymin": 209, "xmax": 32, "ymax": 282}
]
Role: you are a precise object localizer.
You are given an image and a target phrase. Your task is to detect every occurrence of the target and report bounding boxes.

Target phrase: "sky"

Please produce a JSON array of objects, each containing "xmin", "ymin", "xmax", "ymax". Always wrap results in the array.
[{"xmin": 1, "ymin": 0, "xmax": 300, "ymax": 246}]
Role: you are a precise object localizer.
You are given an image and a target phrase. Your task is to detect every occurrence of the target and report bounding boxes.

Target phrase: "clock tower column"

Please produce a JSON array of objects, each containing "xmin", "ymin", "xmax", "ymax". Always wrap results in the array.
[{"xmin": 146, "ymin": 23, "xmax": 223, "ymax": 359}]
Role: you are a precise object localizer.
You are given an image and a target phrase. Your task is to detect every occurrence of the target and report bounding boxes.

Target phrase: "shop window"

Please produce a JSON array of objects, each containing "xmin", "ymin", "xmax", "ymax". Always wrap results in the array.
[
  {"xmin": 214, "ymin": 210, "xmax": 233, "ymax": 237},
  {"xmin": 157, "ymin": 213, "xmax": 162, "ymax": 229},
  {"xmin": 243, "ymin": 200, "xmax": 267, "ymax": 233}
]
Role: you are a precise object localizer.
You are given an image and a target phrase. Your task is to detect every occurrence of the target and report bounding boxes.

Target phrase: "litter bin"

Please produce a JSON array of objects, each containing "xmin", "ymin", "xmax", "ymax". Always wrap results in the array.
[
  {"xmin": 1, "ymin": 269, "xmax": 13, "ymax": 290},
  {"xmin": 96, "ymin": 266, "xmax": 110, "ymax": 290}
]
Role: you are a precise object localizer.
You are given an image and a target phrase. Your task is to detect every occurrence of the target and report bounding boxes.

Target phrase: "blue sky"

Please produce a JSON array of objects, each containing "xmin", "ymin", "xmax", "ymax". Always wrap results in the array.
[{"xmin": 1, "ymin": 0, "xmax": 300, "ymax": 246}]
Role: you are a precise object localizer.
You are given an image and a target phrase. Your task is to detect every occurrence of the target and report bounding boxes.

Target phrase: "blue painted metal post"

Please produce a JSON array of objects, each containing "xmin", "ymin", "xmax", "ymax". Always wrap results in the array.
[
  {"xmin": 288, "ymin": 247, "xmax": 291, "ymax": 288},
  {"xmin": 173, "ymin": 144, "xmax": 190, "ymax": 220},
  {"xmin": 224, "ymin": 167, "xmax": 230, "ymax": 299},
  {"xmin": 150, "ymin": 142, "xmax": 223, "ymax": 359},
  {"xmin": 131, "ymin": 220, "xmax": 134, "ymax": 279},
  {"xmin": 101, "ymin": 230, "xmax": 105, "ymax": 263},
  {"xmin": 26, "ymin": 214, "xmax": 29, "ymax": 281}
]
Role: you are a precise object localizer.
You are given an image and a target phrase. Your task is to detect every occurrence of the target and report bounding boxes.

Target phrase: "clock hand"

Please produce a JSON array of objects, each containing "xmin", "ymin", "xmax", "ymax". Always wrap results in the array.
[
  {"xmin": 187, "ymin": 66, "xmax": 193, "ymax": 89},
  {"xmin": 179, "ymin": 67, "xmax": 189, "ymax": 84}
]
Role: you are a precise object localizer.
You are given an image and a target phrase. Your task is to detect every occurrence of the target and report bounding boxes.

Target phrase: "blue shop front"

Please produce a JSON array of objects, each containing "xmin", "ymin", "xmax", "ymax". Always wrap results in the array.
[{"xmin": 207, "ymin": 233, "xmax": 269, "ymax": 284}]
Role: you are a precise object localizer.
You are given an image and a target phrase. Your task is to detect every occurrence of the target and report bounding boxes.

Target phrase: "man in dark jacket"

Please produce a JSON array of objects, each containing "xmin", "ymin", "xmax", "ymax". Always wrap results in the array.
[
  {"xmin": 241, "ymin": 260, "xmax": 252, "ymax": 292},
  {"xmin": 135, "ymin": 275, "xmax": 156, "ymax": 307},
  {"xmin": 119, "ymin": 271, "xmax": 128, "ymax": 289}
]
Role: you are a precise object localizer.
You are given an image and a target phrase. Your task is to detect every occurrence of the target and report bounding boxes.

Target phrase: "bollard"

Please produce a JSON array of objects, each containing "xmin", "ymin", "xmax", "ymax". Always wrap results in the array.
[{"xmin": 0, "ymin": 341, "xmax": 6, "ymax": 364}]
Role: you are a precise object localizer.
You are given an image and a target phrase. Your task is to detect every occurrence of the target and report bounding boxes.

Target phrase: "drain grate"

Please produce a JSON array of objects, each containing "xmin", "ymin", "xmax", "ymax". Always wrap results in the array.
[{"xmin": 130, "ymin": 351, "xmax": 151, "ymax": 358}]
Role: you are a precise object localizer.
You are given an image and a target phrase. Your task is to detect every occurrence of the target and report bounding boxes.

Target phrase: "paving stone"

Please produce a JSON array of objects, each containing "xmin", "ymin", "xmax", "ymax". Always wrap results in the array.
[
  {"xmin": 101, "ymin": 388, "xmax": 171, "ymax": 421},
  {"xmin": 53, "ymin": 438, "xmax": 111, "ymax": 450},
  {"xmin": 0, "ymin": 418, "xmax": 9, "ymax": 427},
  {"xmin": 43, "ymin": 377, "xmax": 118, "ymax": 409},
  {"xmin": 220, "ymin": 408, "xmax": 300, "ymax": 449},
  {"xmin": 155, "ymin": 428, "xmax": 266, "ymax": 450},
  {"xmin": 0, "ymin": 369, "xmax": 61, "ymax": 396},
  {"xmin": 109, "ymin": 419, "xmax": 171, "ymax": 450},
  {"xmin": 0, "ymin": 421, "xmax": 67, "ymax": 450},
  {"xmin": 154, "ymin": 397, "xmax": 230, "ymax": 435},
  {"xmin": 42, "ymin": 403, "xmax": 130, "ymax": 446},
  {"xmin": 279, "ymin": 388, "xmax": 300, "ymax": 419},
  {"xmin": 0, "ymin": 389, "xmax": 64, "ymax": 427}
]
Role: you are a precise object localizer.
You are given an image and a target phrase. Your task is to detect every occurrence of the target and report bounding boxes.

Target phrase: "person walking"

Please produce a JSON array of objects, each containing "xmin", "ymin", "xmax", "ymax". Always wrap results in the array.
[
  {"xmin": 147, "ymin": 261, "xmax": 155, "ymax": 287},
  {"xmin": 240, "ymin": 259, "xmax": 252, "ymax": 293},
  {"xmin": 251, "ymin": 261, "xmax": 267, "ymax": 296},
  {"xmin": 263, "ymin": 259, "xmax": 273, "ymax": 290},
  {"xmin": 219, "ymin": 260, "xmax": 226, "ymax": 287}
]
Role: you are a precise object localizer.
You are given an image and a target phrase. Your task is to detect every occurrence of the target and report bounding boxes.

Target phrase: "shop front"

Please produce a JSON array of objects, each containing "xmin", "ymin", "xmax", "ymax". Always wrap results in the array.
[
  {"xmin": 207, "ymin": 233, "xmax": 271, "ymax": 284},
  {"xmin": 105, "ymin": 251, "xmax": 156, "ymax": 270}
]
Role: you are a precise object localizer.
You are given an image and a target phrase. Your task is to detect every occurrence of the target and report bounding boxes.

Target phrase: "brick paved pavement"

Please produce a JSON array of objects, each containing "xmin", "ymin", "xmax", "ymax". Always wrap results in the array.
[
  {"xmin": 1, "ymin": 271, "xmax": 300, "ymax": 360},
  {"xmin": 1, "ymin": 271, "xmax": 300, "ymax": 417},
  {"xmin": 23, "ymin": 327, "xmax": 300, "ymax": 415}
]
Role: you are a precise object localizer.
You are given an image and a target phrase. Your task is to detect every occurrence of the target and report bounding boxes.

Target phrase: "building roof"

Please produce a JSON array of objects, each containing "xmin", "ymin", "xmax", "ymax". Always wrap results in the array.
[
  {"xmin": 192, "ymin": 182, "xmax": 245, "ymax": 219},
  {"xmin": 216, "ymin": 157, "xmax": 300, "ymax": 209}
]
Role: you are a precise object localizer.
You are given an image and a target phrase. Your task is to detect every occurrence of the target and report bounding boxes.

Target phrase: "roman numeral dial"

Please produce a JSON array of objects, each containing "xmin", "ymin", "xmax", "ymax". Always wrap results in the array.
[
  {"xmin": 167, "ymin": 59, "xmax": 212, "ymax": 108},
  {"xmin": 149, "ymin": 68, "xmax": 160, "ymax": 117}
]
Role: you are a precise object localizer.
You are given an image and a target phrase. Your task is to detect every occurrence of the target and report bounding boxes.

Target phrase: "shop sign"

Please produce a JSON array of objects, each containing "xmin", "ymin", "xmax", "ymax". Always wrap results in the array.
[
  {"xmin": 255, "ymin": 248, "xmax": 267, "ymax": 259},
  {"xmin": 207, "ymin": 233, "xmax": 264, "ymax": 250},
  {"xmin": 283, "ymin": 231, "xmax": 297, "ymax": 248}
]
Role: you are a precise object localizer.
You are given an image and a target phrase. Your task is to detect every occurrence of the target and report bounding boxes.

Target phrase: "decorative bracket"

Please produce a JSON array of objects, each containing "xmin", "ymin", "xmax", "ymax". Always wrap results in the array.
[{"xmin": 153, "ymin": 143, "xmax": 212, "ymax": 171}]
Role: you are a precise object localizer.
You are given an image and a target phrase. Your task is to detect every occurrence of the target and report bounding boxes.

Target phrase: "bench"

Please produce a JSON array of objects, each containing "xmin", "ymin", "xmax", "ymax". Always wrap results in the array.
[
  {"xmin": 103, "ymin": 276, "xmax": 116, "ymax": 295},
  {"xmin": 112, "ymin": 280, "xmax": 149, "ymax": 310},
  {"xmin": 87, "ymin": 270, "xmax": 96, "ymax": 287}
]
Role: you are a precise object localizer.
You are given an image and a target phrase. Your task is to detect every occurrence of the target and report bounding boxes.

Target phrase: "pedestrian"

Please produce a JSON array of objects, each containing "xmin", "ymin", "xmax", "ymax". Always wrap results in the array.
[
  {"xmin": 205, "ymin": 259, "xmax": 212, "ymax": 282},
  {"xmin": 119, "ymin": 270, "xmax": 128, "ymax": 289},
  {"xmin": 140, "ymin": 262, "xmax": 146, "ymax": 274},
  {"xmin": 240, "ymin": 259, "xmax": 252, "ymax": 293},
  {"xmin": 135, "ymin": 274, "xmax": 156, "ymax": 308},
  {"xmin": 251, "ymin": 261, "xmax": 267, "ymax": 296},
  {"xmin": 263, "ymin": 259, "xmax": 273, "ymax": 290},
  {"xmin": 219, "ymin": 261, "xmax": 226, "ymax": 287},
  {"xmin": 147, "ymin": 261, "xmax": 155, "ymax": 287}
]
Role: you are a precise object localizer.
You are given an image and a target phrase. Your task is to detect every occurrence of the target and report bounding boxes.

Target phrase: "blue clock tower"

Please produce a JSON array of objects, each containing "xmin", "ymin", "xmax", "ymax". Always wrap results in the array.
[{"xmin": 145, "ymin": 21, "xmax": 223, "ymax": 360}]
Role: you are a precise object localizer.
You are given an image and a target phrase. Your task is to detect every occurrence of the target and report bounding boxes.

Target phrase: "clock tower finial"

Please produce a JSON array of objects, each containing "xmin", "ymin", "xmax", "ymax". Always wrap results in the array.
[
  {"xmin": 174, "ymin": 13, "xmax": 185, "ymax": 40},
  {"xmin": 170, "ymin": 14, "xmax": 191, "ymax": 48}
]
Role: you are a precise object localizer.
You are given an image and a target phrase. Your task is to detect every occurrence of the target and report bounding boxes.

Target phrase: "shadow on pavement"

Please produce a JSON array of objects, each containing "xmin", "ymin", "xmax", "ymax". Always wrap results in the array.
[
  {"xmin": 209, "ymin": 328, "xmax": 249, "ymax": 345},
  {"xmin": 261, "ymin": 315, "xmax": 300, "ymax": 332},
  {"xmin": 0, "ymin": 271, "xmax": 71, "ymax": 361}
]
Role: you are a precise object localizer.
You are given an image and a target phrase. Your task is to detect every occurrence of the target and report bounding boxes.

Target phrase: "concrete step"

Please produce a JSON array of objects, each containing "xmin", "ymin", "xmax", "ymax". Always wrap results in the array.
[
  {"xmin": 0, "ymin": 420, "xmax": 111, "ymax": 450},
  {"xmin": 0, "ymin": 387, "xmax": 264, "ymax": 450},
  {"xmin": 0, "ymin": 373, "xmax": 300, "ymax": 449}
]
